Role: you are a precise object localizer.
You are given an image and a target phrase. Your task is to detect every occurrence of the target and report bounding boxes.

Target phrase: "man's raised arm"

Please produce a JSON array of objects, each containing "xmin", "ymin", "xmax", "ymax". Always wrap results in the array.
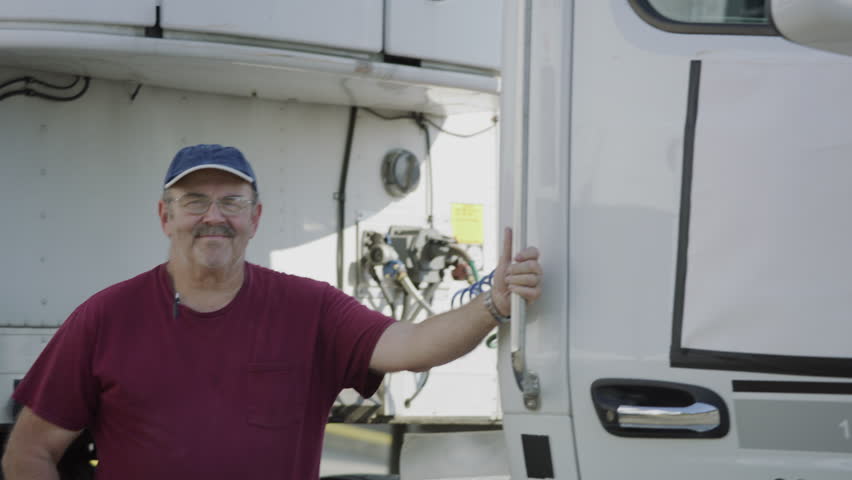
[{"xmin": 370, "ymin": 227, "xmax": 542, "ymax": 373}]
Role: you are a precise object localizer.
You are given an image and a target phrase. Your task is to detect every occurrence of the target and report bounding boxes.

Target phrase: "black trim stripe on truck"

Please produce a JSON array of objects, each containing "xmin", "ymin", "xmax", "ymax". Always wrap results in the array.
[
  {"xmin": 670, "ymin": 60, "xmax": 852, "ymax": 379},
  {"xmin": 733, "ymin": 381, "xmax": 852, "ymax": 394}
]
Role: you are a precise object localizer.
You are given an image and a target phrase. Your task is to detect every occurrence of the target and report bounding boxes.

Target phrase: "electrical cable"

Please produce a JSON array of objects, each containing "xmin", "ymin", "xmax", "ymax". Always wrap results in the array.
[
  {"xmin": 422, "ymin": 115, "xmax": 498, "ymax": 138},
  {"xmin": 0, "ymin": 76, "xmax": 28, "ymax": 91},
  {"xmin": 0, "ymin": 76, "xmax": 90, "ymax": 103},
  {"xmin": 0, "ymin": 89, "xmax": 33, "ymax": 102},
  {"xmin": 27, "ymin": 77, "xmax": 90, "ymax": 101},
  {"xmin": 412, "ymin": 113, "xmax": 435, "ymax": 227},
  {"xmin": 0, "ymin": 75, "xmax": 80, "ymax": 91},
  {"xmin": 336, "ymin": 106, "xmax": 359, "ymax": 290},
  {"xmin": 361, "ymin": 107, "xmax": 413, "ymax": 121},
  {"xmin": 362, "ymin": 107, "xmax": 498, "ymax": 139},
  {"xmin": 28, "ymin": 75, "xmax": 82, "ymax": 90}
]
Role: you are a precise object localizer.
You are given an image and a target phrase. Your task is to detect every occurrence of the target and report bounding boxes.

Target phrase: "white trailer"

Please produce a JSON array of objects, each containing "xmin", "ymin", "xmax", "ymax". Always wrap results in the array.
[
  {"xmin": 4, "ymin": 1, "xmax": 852, "ymax": 479},
  {"xmin": 0, "ymin": 2, "xmax": 505, "ymax": 477}
]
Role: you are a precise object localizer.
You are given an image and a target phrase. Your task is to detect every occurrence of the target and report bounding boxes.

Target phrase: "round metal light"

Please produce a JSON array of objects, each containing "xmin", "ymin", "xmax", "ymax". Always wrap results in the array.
[{"xmin": 381, "ymin": 148, "xmax": 421, "ymax": 198}]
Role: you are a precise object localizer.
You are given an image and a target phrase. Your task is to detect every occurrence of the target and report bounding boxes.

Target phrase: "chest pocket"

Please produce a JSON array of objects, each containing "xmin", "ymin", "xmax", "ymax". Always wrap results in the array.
[{"xmin": 246, "ymin": 363, "xmax": 307, "ymax": 428}]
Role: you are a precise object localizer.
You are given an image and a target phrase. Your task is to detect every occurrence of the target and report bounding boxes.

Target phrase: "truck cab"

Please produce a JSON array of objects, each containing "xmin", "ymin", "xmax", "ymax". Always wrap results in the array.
[{"xmin": 492, "ymin": 1, "xmax": 852, "ymax": 479}]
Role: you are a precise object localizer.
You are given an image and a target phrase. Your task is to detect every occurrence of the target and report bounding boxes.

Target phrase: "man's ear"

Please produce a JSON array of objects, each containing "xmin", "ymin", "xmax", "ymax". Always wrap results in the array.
[
  {"xmin": 250, "ymin": 202, "xmax": 263, "ymax": 238},
  {"xmin": 158, "ymin": 200, "xmax": 171, "ymax": 236}
]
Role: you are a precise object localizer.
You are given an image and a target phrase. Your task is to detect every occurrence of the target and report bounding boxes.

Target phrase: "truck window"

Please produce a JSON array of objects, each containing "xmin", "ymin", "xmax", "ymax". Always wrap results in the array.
[
  {"xmin": 647, "ymin": 0, "xmax": 766, "ymax": 24},
  {"xmin": 629, "ymin": 0, "xmax": 776, "ymax": 35}
]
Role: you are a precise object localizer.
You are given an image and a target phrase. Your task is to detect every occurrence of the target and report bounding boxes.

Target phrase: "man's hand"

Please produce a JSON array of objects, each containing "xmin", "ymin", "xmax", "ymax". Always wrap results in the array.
[{"xmin": 491, "ymin": 227, "xmax": 542, "ymax": 317}]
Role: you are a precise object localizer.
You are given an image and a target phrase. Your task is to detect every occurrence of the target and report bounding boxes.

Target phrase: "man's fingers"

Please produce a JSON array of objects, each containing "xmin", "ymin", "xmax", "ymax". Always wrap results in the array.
[
  {"xmin": 513, "ymin": 246, "xmax": 540, "ymax": 262},
  {"xmin": 506, "ymin": 273, "xmax": 539, "ymax": 288},
  {"xmin": 506, "ymin": 260, "xmax": 542, "ymax": 277},
  {"xmin": 508, "ymin": 285, "xmax": 542, "ymax": 301},
  {"xmin": 501, "ymin": 227, "xmax": 513, "ymax": 266}
]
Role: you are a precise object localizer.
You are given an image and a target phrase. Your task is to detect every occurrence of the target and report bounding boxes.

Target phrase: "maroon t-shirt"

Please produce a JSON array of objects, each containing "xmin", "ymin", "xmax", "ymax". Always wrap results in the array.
[{"xmin": 13, "ymin": 262, "xmax": 395, "ymax": 479}]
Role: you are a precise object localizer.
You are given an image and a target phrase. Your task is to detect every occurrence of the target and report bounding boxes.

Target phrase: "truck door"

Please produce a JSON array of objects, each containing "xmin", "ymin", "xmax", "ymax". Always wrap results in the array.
[{"xmin": 501, "ymin": 0, "xmax": 852, "ymax": 478}]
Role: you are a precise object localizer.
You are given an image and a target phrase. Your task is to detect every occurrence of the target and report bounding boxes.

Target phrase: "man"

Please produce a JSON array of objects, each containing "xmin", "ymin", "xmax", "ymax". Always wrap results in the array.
[{"xmin": 2, "ymin": 144, "xmax": 542, "ymax": 479}]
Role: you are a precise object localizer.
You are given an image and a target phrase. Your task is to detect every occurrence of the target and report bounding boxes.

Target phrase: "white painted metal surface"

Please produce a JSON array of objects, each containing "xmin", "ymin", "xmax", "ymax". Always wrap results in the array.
[
  {"xmin": 0, "ymin": 30, "xmax": 497, "ymax": 116},
  {"xmin": 161, "ymin": 0, "xmax": 383, "ymax": 53},
  {"xmin": 560, "ymin": 1, "xmax": 852, "ymax": 478},
  {"xmin": 385, "ymin": 0, "xmax": 502, "ymax": 71},
  {"xmin": 0, "ymin": 0, "xmax": 156, "ymax": 26},
  {"xmin": 682, "ymin": 59, "xmax": 852, "ymax": 358}
]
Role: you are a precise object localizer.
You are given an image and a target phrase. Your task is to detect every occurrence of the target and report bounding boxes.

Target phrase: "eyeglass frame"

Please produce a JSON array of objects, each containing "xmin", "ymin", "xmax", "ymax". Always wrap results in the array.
[{"xmin": 164, "ymin": 192, "xmax": 258, "ymax": 216}]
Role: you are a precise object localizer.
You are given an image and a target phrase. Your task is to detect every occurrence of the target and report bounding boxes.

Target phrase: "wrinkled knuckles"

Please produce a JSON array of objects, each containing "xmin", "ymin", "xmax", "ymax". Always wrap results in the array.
[
  {"xmin": 511, "ymin": 260, "xmax": 542, "ymax": 275},
  {"xmin": 507, "ymin": 273, "xmax": 539, "ymax": 287}
]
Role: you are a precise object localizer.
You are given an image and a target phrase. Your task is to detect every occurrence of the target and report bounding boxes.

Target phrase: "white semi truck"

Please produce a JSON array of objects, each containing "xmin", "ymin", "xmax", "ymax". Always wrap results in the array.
[{"xmin": 3, "ymin": 1, "xmax": 852, "ymax": 479}]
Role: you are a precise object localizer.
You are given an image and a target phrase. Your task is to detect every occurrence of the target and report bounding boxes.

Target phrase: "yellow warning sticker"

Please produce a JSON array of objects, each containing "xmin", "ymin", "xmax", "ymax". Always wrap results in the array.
[{"xmin": 451, "ymin": 203, "xmax": 484, "ymax": 245}]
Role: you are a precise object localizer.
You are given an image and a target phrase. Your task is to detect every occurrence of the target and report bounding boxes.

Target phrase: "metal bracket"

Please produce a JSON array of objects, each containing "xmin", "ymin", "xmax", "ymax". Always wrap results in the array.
[{"xmin": 512, "ymin": 342, "xmax": 541, "ymax": 411}]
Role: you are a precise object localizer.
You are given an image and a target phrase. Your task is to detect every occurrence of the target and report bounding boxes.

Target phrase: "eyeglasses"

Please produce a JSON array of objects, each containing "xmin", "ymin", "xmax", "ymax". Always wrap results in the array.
[{"xmin": 169, "ymin": 193, "xmax": 255, "ymax": 216}]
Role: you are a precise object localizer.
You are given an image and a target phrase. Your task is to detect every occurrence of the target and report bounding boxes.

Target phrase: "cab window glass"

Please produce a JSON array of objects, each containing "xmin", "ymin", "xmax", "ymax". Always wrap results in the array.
[{"xmin": 647, "ymin": 0, "xmax": 767, "ymax": 25}]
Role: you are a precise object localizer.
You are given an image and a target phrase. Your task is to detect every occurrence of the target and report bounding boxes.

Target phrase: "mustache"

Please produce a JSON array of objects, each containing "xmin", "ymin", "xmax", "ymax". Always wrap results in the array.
[{"xmin": 193, "ymin": 224, "xmax": 236, "ymax": 238}]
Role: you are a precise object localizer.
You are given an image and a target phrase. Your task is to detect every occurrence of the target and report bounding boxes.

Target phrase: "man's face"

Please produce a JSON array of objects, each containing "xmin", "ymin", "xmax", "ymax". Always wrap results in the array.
[{"xmin": 158, "ymin": 169, "xmax": 262, "ymax": 271}]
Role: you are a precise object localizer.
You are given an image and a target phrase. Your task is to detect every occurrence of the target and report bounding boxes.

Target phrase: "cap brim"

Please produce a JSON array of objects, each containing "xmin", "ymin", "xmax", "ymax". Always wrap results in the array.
[{"xmin": 164, "ymin": 164, "xmax": 255, "ymax": 189}]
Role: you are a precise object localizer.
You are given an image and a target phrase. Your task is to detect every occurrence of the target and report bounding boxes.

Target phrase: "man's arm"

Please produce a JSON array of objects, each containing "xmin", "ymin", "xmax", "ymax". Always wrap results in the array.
[
  {"xmin": 370, "ymin": 227, "xmax": 542, "ymax": 373},
  {"xmin": 1, "ymin": 406, "xmax": 81, "ymax": 480}
]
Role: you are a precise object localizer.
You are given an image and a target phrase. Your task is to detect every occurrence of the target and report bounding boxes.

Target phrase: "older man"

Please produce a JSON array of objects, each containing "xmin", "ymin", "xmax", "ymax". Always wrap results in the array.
[{"xmin": 2, "ymin": 144, "xmax": 542, "ymax": 480}]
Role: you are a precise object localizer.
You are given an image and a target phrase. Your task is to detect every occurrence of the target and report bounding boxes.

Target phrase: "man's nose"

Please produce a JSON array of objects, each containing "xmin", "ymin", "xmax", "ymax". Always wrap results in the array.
[{"xmin": 200, "ymin": 201, "xmax": 227, "ymax": 222}]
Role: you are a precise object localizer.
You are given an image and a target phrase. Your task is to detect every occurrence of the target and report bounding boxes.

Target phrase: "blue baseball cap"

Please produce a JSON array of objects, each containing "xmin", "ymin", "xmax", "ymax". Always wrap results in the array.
[{"xmin": 164, "ymin": 144, "xmax": 258, "ymax": 191}]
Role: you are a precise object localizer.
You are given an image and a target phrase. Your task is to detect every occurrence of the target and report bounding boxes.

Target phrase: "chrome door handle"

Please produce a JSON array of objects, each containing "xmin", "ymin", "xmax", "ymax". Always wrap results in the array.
[
  {"xmin": 591, "ymin": 379, "xmax": 729, "ymax": 438},
  {"xmin": 617, "ymin": 402, "xmax": 720, "ymax": 432}
]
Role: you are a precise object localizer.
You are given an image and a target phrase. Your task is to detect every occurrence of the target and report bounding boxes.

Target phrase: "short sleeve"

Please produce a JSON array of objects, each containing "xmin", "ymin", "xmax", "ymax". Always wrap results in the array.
[
  {"xmin": 320, "ymin": 285, "xmax": 395, "ymax": 398},
  {"xmin": 12, "ymin": 301, "xmax": 101, "ymax": 431}
]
